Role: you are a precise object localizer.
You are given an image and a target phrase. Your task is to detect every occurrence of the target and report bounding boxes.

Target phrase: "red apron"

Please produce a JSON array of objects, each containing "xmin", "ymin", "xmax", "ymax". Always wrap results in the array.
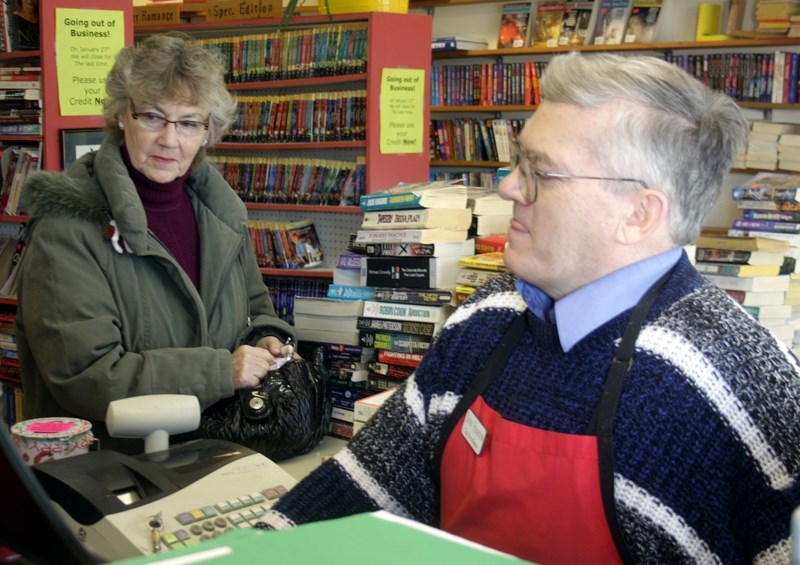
[{"xmin": 435, "ymin": 271, "xmax": 671, "ymax": 564}]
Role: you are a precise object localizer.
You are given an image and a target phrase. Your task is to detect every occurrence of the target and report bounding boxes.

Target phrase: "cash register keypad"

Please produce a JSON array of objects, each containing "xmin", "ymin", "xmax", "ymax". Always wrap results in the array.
[{"xmin": 160, "ymin": 484, "xmax": 289, "ymax": 550}]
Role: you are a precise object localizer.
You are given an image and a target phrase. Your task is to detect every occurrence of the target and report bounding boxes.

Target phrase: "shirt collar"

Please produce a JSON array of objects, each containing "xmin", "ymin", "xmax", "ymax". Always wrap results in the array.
[{"xmin": 515, "ymin": 248, "xmax": 682, "ymax": 352}]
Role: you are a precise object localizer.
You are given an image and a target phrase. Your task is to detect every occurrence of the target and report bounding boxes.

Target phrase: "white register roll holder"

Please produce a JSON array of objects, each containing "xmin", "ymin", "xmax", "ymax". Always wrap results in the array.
[{"xmin": 105, "ymin": 394, "xmax": 201, "ymax": 454}]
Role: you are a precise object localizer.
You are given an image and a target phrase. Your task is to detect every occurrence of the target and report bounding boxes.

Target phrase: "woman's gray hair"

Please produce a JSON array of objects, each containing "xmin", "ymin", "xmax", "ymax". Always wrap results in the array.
[
  {"xmin": 103, "ymin": 31, "xmax": 238, "ymax": 164},
  {"xmin": 539, "ymin": 51, "xmax": 750, "ymax": 245}
]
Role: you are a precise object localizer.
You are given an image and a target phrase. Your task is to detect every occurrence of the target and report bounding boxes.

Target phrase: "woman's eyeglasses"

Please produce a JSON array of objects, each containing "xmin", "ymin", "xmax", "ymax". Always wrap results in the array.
[
  {"xmin": 510, "ymin": 138, "xmax": 648, "ymax": 204},
  {"xmin": 129, "ymin": 101, "xmax": 209, "ymax": 137}
]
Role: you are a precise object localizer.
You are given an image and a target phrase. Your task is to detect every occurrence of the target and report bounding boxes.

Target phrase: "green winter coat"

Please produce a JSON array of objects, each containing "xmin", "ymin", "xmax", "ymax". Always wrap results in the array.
[{"xmin": 14, "ymin": 132, "xmax": 295, "ymax": 453}]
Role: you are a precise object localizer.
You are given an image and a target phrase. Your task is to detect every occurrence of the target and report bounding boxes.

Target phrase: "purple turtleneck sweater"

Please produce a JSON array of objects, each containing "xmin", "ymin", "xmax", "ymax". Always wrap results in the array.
[{"xmin": 122, "ymin": 147, "xmax": 200, "ymax": 289}]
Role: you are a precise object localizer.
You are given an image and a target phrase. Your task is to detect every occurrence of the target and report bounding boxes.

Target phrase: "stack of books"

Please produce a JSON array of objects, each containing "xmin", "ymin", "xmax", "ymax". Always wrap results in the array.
[
  {"xmin": 455, "ymin": 252, "xmax": 509, "ymax": 304},
  {"xmin": 317, "ymin": 343, "xmax": 376, "ymax": 441},
  {"xmin": 468, "ymin": 191, "xmax": 513, "ymax": 237},
  {"xmin": 755, "ymin": 0, "xmax": 800, "ymax": 35},
  {"xmin": 699, "ymin": 171, "xmax": 800, "ymax": 348},
  {"xmin": 779, "ymin": 130, "xmax": 800, "ymax": 171},
  {"xmin": 292, "ymin": 295, "xmax": 364, "ymax": 347},
  {"xmin": 359, "ymin": 297, "xmax": 453, "ymax": 394},
  {"xmin": 0, "ymin": 64, "xmax": 40, "ymax": 136},
  {"xmin": 744, "ymin": 120, "xmax": 800, "ymax": 170}
]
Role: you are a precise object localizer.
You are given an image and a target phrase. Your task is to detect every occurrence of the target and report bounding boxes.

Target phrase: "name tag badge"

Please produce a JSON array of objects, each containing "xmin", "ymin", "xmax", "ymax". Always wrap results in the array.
[{"xmin": 462, "ymin": 408, "xmax": 487, "ymax": 456}]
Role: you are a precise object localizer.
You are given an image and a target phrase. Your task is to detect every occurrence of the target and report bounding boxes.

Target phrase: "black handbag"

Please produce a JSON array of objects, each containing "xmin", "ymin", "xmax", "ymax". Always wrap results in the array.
[{"xmin": 197, "ymin": 348, "xmax": 332, "ymax": 461}]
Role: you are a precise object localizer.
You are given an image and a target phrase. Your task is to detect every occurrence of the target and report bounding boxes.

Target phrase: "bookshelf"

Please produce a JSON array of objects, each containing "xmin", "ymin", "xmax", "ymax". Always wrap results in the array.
[
  {"xmin": 134, "ymin": 12, "xmax": 433, "ymax": 278},
  {"xmin": 0, "ymin": 0, "xmax": 133, "ymax": 428},
  {"xmin": 429, "ymin": 38, "xmax": 800, "ymax": 188}
]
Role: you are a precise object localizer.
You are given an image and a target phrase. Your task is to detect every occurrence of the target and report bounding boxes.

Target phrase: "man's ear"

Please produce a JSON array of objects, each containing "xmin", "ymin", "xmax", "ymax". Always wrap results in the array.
[{"xmin": 618, "ymin": 189, "xmax": 668, "ymax": 245}]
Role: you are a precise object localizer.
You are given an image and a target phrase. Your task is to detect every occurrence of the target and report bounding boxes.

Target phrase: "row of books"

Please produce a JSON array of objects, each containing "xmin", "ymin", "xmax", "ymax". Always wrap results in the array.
[
  {"xmin": 209, "ymin": 155, "xmax": 365, "ymax": 207},
  {"xmin": 496, "ymin": 0, "xmax": 664, "ymax": 50},
  {"xmin": 430, "ymin": 170, "xmax": 500, "ymax": 190},
  {"xmin": 664, "ymin": 51, "xmax": 800, "ymax": 105},
  {"xmin": 263, "ymin": 276, "xmax": 329, "ymax": 326},
  {"xmin": 430, "ymin": 118, "xmax": 524, "ymax": 163},
  {"xmin": 248, "ymin": 218, "xmax": 325, "ymax": 271},
  {"xmin": 431, "ymin": 61, "xmax": 544, "ymax": 108},
  {"xmin": 191, "ymin": 23, "xmax": 369, "ymax": 83},
  {"xmin": 224, "ymin": 91, "xmax": 367, "ymax": 144}
]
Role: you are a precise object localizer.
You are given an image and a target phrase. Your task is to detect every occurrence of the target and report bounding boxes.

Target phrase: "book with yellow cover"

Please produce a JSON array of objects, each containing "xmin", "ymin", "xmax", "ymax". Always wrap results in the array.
[
  {"xmin": 693, "ymin": 235, "xmax": 790, "ymax": 252},
  {"xmin": 457, "ymin": 252, "xmax": 509, "ymax": 272}
]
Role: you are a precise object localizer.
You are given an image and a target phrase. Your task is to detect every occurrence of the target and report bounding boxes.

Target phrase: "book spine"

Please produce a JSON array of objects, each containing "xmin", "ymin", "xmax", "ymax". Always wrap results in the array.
[
  {"xmin": 367, "ymin": 374, "xmax": 406, "ymax": 392},
  {"xmin": 364, "ymin": 242, "xmax": 436, "ymax": 257},
  {"xmin": 359, "ymin": 191, "xmax": 424, "ymax": 211},
  {"xmin": 732, "ymin": 186, "xmax": 800, "ymax": 202},
  {"xmin": 377, "ymin": 349, "xmax": 425, "ymax": 367},
  {"xmin": 361, "ymin": 256, "xmax": 436, "ymax": 289},
  {"xmin": 362, "ymin": 300, "xmax": 451, "ymax": 324},
  {"xmin": 731, "ymin": 218, "xmax": 800, "ymax": 234},
  {"xmin": 358, "ymin": 329, "xmax": 432, "ymax": 353},
  {"xmin": 727, "ymin": 229, "xmax": 800, "ymax": 244},
  {"xmin": 695, "ymin": 249, "xmax": 754, "ymax": 264},
  {"xmin": 372, "ymin": 288, "xmax": 453, "ymax": 305},
  {"xmin": 367, "ymin": 361, "xmax": 415, "ymax": 379},
  {"xmin": 741, "ymin": 209, "xmax": 800, "ymax": 222},
  {"xmin": 355, "ymin": 229, "xmax": 427, "ymax": 244},
  {"xmin": 696, "ymin": 263, "xmax": 751, "ymax": 276},
  {"xmin": 473, "ymin": 235, "xmax": 508, "ymax": 254},
  {"xmin": 356, "ymin": 316, "xmax": 438, "ymax": 337},
  {"xmin": 457, "ymin": 268, "xmax": 502, "ymax": 286},
  {"xmin": 361, "ymin": 210, "xmax": 430, "ymax": 229},
  {"xmin": 323, "ymin": 343, "xmax": 374, "ymax": 357},
  {"xmin": 327, "ymin": 284, "xmax": 376, "ymax": 301}
]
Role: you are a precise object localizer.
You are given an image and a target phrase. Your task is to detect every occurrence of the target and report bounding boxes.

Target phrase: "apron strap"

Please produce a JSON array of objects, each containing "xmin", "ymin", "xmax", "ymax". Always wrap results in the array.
[
  {"xmin": 586, "ymin": 269, "xmax": 673, "ymax": 565},
  {"xmin": 432, "ymin": 314, "xmax": 527, "ymax": 487}
]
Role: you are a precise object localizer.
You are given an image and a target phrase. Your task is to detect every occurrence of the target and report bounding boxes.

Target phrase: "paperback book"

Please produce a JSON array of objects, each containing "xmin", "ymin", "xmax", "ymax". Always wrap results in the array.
[
  {"xmin": 364, "ymin": 238, "xmax": 475, "ymax": 258},
  {"xmin": 372, "ymin": 287, "xmax": 454, "ymax": 306},
  {"xmin": 356, "ymin": 316, "xmax": 441, "ymax": 337},
  {"xmin": 592, "ymin": 0, "xmax": 633, "ymax": 45},
  {"xmin": 361, "ymin": 208, "xmax": 473, "ymax": 231},
  {"xmin": 360, "ymin": 256, "xmax": 461, "ymax": 289},
  {"xmin": 623, "ymin": 0, "xmax": 664, "ymax": 43},
  {"xmin": 559, "ymin": 1, "xmax": 597, "ymax": 45},
  {"xmin": 731, "ymin": 172, "xmax": 800, "ymax": 202},
  {"xmin": 362, "ymin": 300, "xmax": 454, "ymax": 325},
  {"xmin": 358, "ymin": 330, "xmax": 432, "ymax": 354},
  {"xmin": 703, "ymin": 273, "xmax": 790, "ymax": 292},
  {"xmin": 359, "ymin": 180, "xmax": 469, "ymax": 211},
  {"xmin": 327, "ymin": 284, "xmax": 377, "ymax": 301},
  {"xmin": 497, "ymin": 2, "xmax": 533, "ymax": 48},
  {"xmin": 457, "ymin": 252, "xmax": 509, "ymax": 271},
  {"xmin": 355, "ymin": 228, "xmax": 470, "ymax": 245},
  {"xmin": 695, "ymin": 262, "xmax": 781, "ymax": 277},
  {"xmin": 531, "ymin": 1, "xmax": 567, "ymax": 47},
  {"xmin": 694, "ymin": 248, "xmax": 786, "ymax": 266},
  {"xmin": 693, "ymin": 235, "xmax": 790, "ymax": 252}
]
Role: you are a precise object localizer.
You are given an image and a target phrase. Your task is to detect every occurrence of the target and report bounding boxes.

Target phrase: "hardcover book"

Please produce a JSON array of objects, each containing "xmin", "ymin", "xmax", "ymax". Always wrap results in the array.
[
  {"xmin": 431, "ymin": 36, "xmax": 489, "ymax": 51},
  {"xmin": 592, "ymin": 0, "xmax": 633, "ymax": 45},
  {"xmin": 361, "ymin": 208, "xmax": 473, "ymax": 231},
  {"xmin": 362, "ymin": 300, "xmax": 454, "ymax": 325},
  {"xmin": 359, "ymin": 180, "xmax": 469, "ymax": 211},
  {"xmin": 364, "ymin": 238, "xmax": 475, "ymax": 258},
  {"xmin": 355, "ymin": 228, "xmax": 470, "ymax": 245},
  {"xmin": 497, "ymin": 2, "xmax": 533, "ymax": 48},
  {"xmin": 361, "ymin": 255, "xmax": 461, "ymax": 290},
  {"xmin": 623, "ymin": 0, "xmax": 663, "ymax": 43}
]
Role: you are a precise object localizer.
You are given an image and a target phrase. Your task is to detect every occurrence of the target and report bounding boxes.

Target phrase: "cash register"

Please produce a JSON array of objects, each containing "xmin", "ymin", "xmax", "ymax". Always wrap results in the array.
[{"xmin": 0, "ymin": 395, "xmax": 298, "ymax": 562}]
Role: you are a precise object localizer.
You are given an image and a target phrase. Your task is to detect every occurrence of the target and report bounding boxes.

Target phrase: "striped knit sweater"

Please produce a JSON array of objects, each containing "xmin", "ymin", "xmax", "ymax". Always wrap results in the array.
[{"xmin": 261, "ymin": 255, "xmax": 800, "ymax": 564}]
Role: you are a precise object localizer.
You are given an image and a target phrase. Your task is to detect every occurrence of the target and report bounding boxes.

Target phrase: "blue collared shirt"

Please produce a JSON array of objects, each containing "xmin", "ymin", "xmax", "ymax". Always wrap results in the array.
[{"xmin": 515, "ymin": 248, "xmax": 683, "ymax": 352}]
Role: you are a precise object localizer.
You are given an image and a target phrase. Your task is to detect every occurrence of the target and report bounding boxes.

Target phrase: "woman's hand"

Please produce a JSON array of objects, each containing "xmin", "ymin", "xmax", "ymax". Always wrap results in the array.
[{"xmin": 231, "ymin": 344, "xmax": 276, "ymax": 389}]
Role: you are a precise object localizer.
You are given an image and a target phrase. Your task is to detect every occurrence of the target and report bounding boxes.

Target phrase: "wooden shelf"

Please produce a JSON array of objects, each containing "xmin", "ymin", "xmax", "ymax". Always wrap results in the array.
[
  {"xmin": 432, "ymin": 37, "xmax": 800, "ymax": 59},
  {"xmin": 225, "ymin": 74, "xmax": 368, "ymax": 91},
  {"xmin": 431, "ymin": 159, "xmax": 506, "ymax": 167},
  {"xmin": 244, "ymin": 203, "xmax": 361, "ymax": 213},
  {"xmin": 215, "ymin": 141, "xmax": 365, "ymax": 151},
  {"xmin": 432, "ymin": 104, "xmax": 537, "ymax": 112},
  {"xmin": 260, "ymin": 268, "xmax": 333, "ymax": 278}
]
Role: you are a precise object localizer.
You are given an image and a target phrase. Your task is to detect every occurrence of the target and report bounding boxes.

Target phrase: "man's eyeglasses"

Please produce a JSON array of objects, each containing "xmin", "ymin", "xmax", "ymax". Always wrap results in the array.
[
  {"xmin": 509, "ymin": 138, "xmax": 648, "ymax": 204},
  {"xmin": 129, "ymin": 101, "xmax": 209, "ymax": 137}
]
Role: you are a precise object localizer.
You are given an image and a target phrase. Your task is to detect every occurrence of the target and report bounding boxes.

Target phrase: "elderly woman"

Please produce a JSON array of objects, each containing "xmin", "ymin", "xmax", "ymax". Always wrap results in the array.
[{"xmin": 14, "ymin": 32, "xmax": 295, "ymax": 453}]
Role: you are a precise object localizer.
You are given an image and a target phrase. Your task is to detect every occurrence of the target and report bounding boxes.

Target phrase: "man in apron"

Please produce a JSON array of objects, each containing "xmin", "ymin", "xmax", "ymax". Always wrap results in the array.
[{"xmin": 260, "ymin": 52, "xmax": 800, "ymax": 564}]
